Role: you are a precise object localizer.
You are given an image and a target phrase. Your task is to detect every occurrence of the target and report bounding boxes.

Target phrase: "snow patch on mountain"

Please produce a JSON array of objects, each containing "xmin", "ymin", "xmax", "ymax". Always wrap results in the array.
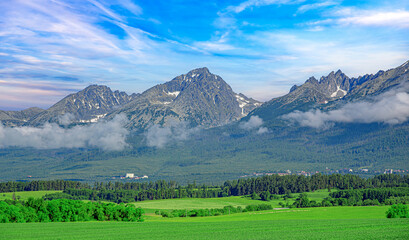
[
  {"xmin": 331, "ymin": 85, "xmax": 347, "ymax": 98},
  {"xmin": 167, "ymin": 91, "xmax": 180, "ymax": 97}
]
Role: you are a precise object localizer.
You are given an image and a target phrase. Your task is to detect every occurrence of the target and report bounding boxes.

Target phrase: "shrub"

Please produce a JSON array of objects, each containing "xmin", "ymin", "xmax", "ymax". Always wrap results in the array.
[
  {"xmin": 386, "ymin": 204, "xmax": 409, "ymax": 218},
  {"xmin": 250, "ymin": 193, "xmax": 261, "ymax": 200}
]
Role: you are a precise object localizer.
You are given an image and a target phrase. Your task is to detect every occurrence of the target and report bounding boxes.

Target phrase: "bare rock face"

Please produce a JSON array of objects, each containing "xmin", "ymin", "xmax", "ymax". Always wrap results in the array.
[
  {"xmin": 109, "ymin": 67, "xmax": 261, "ymax": 129},
  {"xmin": 28, "ymin": 85, "xmax": 136, "ymax": 126}
]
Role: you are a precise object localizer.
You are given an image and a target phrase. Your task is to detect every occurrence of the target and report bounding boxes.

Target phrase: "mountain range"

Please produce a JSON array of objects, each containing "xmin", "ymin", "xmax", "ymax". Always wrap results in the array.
[
  {"xmin": 0, "ymin": 67, "xmax": 260, "ymax": 129},
  {"xmin": 0, "ymin": 61, "xmax": 408, "ymax": 183},
  {"xmin": 250, "ymin": 60, "xmax": 409, "ymax": 123}
]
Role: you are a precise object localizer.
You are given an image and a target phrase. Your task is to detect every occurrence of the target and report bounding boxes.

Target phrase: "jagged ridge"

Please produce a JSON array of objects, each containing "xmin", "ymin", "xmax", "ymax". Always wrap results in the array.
[
  {"xmin": 249, "ymin": 60, "xmax": 409, "ymax": 122},
  {"xmin": 109, "ymin": 67, "xmax": 261, "ymax": 129},
  {"xmin": 28, "ymin": 85, "xmax": 136, "ymax": 126}
]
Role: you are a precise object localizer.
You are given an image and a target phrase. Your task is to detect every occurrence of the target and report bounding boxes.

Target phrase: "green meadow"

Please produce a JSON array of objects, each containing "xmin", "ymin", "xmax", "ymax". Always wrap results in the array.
[
  {"xmin": 1, "ymin": 190, "xmax": 408, "ymax": 239},
  {"xmin": 1, "ymin": 206, "xmax": 408, "ymax": 240},
  {"xmin": 133, "ymin": 196, "xmax": 270, "ymax": 211},
  {"xmin": 134, "ymin": 189, "xmax": 333, "ymax": 213}
]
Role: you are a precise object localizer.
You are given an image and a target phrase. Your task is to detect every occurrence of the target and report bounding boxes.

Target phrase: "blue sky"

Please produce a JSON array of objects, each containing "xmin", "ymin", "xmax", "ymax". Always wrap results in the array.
[{"xmin": 0, "ymin": 0, "xmax": 408, "ymax": 110}]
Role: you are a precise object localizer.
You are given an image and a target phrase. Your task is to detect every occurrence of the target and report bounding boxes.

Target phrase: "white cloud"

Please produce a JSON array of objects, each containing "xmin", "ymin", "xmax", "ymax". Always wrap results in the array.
[
  {"xmin": 282, "ymin": 82, "xmax": 409, "ymax": 128},
  {"xmin": 0, "ymin": 114, "xmax": 129, "ymax": 150},
  {"xmin": 118, "ymin": 0, "xmax": 143, "ymax": 16},
  {"xmin": 195, "ymin": 42, "xmax": 235, "ymax": 51},
  {"xmin": 88, "ymin": 0, "xmax": 124, "ymax": 22},
  {"xmin": 58, "ymin": 113, "xmax": 75, "ymax": 125},
  {"xmin": 194, "ymin": 32, "xmax": 236, "ymax": 52},
  {"xmin": 145, "ymin": 121, "xmax": 200, "ymax": 148},
  {"xmin": 213, "ymin": 15, "xmax": 237, "ymax": 29},
  {"xmin": 240, "ymin": 115, "xmax": 264, "ymax": 130},
  {"xmin": 226, "ymin": 0, "xmax": 296, "ymax": 14},
  {"xmin": 257, "ymin": 127, "xmax": 269, "ymax": 134},
  {"xmin": 0, "ymin": 0, "xmax": 212, "ymax": 110},
  {"xmin": 296, "ymin": 1, "xmax": 338, "ymax": 14},
  {"xmin": 305, "ymin": 8, "xmax": 409, "ymax": 29},
  {"xmin": 240, "ymin": 115, "xmax": 269, "ymax": 134},
  {"xmin": 338, "ymin": 10, "xmax": 409, "ymax": 28}
]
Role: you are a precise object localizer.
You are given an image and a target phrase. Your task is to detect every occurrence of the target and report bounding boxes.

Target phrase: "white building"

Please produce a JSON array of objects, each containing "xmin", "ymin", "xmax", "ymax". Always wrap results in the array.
[{"xmin": 125, "ymin": 173, "xmax": 134, "ymax": 178}]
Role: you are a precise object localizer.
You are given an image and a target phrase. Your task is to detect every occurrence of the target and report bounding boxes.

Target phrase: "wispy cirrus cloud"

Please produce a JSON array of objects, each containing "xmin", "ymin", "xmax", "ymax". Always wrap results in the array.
[
  {"xmin": 88, "ymin": 0, "xmax": 125, "ymax": 22},
  {"xmin": 0, "ymin": 79, "xmax": 82, "ymax": 110},
  {"xmin": 225, "ymin": 0, "xmax": 299, "ymax": 14},
  {"xmin": 296, "ymin": 1, "xmax": 339, "ymax": 14},
  {"xmin": 0, "ymin": 0, "xmax": 203, "ymax": 109},
  {"xmin": 117, "ymin": 0, "xmax": 143, "ymax": 16},
  {"xmin": 247, "ymin": 31, "xmax": 408, "ymax": 83}
]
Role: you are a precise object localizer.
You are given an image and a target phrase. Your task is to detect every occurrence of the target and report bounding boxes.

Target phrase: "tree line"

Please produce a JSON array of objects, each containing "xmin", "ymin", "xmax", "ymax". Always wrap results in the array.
[
  {"xmin": 278, "ymin": 187, "xmax": 409, "ymax": 208},
  {"xmin": 0, "ymin": 180, "xmax": 90, "ymax": 193},
  {"xmin": 224, "ymin": 174, "xmax": 409, "ymax": 196},
  {"xmin": 0, "ymin": 198, "xmax": 144, "ymax": 223},
  {"xmin": 2, "ymin": 174, "xmax": 409, "ymax": 204},
  {"xmin": 328, "ymin": 187, "xmax": 409, "ymax": 205}
]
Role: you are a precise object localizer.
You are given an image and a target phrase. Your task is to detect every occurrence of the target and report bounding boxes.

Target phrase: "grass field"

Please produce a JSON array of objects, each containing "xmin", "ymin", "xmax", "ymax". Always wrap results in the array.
[
  {"xmin": 1, "ymin": 190, "xmax": 408, "ymax": 239},
  {"xmin": 133, "ymin": 196, "xmax": 269, "ymax": 210},
  {"xmin": 1, "ymin": 206, "xmax": 408, "ymax": 240},
  {"xmin": 0, "ymin": 191, "xmax": 62, "ymax": 201},
  {"xmin": 144, "ymin": 205, "xmax": 394, "ymax": 222},
  {"xmin": 133, "ymin": 189, "xmax": 334, "ymax": 213}
]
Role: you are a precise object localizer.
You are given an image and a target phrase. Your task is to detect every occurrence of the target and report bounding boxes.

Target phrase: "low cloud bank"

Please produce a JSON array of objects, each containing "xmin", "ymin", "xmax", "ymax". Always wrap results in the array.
[
  {"xmin": 0, "ymin": 114, "xmax": 129, "ymax": 151},
  {"xmin": 240, "ymin": 115, "xmax": 269, "ymax": 134},
  {"xmin": 58, "ymin": 113, "xmax": 76, "ymax": 125},
  {"xmin": 283, "ymin": 83, "xmax": 409, "ymax": 128},
  {"xmin": 145, "ymin": 121, "xmax": 200, "ymax": 148}
]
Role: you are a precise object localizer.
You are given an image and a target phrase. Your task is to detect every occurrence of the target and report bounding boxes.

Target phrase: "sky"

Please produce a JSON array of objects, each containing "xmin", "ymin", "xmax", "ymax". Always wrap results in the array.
[{"xmin": 0, "ymin": 0, "xmax": 408, "ymax": 110}]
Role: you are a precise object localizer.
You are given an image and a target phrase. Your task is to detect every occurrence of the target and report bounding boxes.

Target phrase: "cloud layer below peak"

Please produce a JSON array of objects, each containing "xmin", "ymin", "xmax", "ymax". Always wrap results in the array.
[
  {"xmin": 0, "ymin": 114, "xmax": 129, "ymax": 151},
  {"xmin": 283, "ymin": 83, "xmax": 409, "ymax": 128}
]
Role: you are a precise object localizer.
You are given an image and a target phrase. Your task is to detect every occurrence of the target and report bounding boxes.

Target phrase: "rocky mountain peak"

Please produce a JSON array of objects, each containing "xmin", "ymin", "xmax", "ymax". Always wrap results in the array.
[
  {"xmin": 28, "ymin": 84, "xmax": 135, "ymax": 126},
  {"xmin": 83, "ymin": 84, "xmax": 108, "ymax": 90},
  {"xmin": 289, "ymin": 85, "xmax": 298, "ymax": 93},
  {"xmin": 313, "ymin": 70, "xmax": 350, "ymax": 98},
  {"xmin": 176, "ymin": 67, "xmax": 222, "ymax": 85},
  {"xmin": 109, "ymin": 67, "xmax": 261, "ymax": 129},
  {"xmin": 188, "ymin": 67, "xmax": 210, "ymax": 75},
  {"xmin": 305, "ymin": 76, "xmax": 319, "ymax": 85}
]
